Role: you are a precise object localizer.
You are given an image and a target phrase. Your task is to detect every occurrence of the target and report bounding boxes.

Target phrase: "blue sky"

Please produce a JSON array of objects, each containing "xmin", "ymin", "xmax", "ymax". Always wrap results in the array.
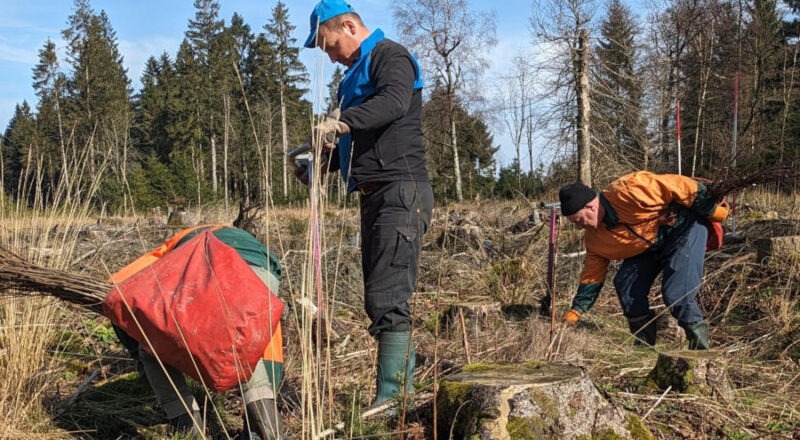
[{"xmin": 0, "ymin": 0, "xmax": 538, "ymax": 168}]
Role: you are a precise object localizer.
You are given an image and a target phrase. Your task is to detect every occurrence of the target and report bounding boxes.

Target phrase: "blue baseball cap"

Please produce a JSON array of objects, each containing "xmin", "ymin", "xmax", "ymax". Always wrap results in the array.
[{"xmin": 304, "ymin": 0, "xmax": 355, "ymax": 48}]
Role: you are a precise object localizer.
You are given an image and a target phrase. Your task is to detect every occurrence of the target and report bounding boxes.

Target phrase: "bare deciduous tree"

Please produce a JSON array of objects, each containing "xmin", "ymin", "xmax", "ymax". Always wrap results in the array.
[
  {"xmin": 393, "ymin": 0, "xmax": 497, "ymax": 202},
  {"xmin": 529, "ymin": 0, "xmax": 596, "ymax": 185}
]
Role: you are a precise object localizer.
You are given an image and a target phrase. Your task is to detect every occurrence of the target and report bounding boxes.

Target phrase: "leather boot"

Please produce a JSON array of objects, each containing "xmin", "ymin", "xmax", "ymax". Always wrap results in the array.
[
  {"xmin": 373, "ymin": 331, "xmax": 415, "ymax": 406},
  {"xmin": 627, "ymin": 312, "xmax": 657, "ymax": 347},
  {"xmin": 682, "ymin": 321, "xmax": 710, "ymax": 350},
  {"xmin": 240, "ymin": 398, "xmax": 281, "ymax": 440}
]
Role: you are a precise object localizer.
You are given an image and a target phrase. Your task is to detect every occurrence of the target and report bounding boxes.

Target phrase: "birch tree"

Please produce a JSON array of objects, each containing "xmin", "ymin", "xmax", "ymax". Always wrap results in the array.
[{"xmin": 393, "ymin": 0, "xmax": 497, "ymax": 202}]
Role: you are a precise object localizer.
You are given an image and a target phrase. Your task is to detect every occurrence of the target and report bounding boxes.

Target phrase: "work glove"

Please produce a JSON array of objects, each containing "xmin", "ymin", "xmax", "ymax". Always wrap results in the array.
[
  {"xmin": 708, "ymin": 200, "xmax": 730, "ymax": 223},
  {"xmin": 293, "ymin": 152, "xmax": 330, "ymax": 187},
  {"xmin": 311, "ymin": 109, "xmax": 349, "ymax": 151},
  {"xmin": 562, "ymin": 309, "xmax": 581, "ymax": 325},
  {"xmin": 294, "ymin": 162, "xmax": 310, "ymax": 186}
]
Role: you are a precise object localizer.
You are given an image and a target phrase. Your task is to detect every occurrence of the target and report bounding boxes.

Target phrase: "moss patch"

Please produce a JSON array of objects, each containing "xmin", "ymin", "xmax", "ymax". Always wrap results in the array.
[
  {"xmin": 462, "ymin": 360, "xmax": 547, "ymax": 373},
  {"xmin": 626, "ymin": 414, "xmax": 655, "ymax": 440}
]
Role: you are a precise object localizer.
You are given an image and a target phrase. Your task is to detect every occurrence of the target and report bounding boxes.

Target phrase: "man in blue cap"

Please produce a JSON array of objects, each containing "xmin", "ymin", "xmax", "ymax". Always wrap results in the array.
[{"xmin": 301, "ymin": 0, "xmax": 433, "ymax": 409}]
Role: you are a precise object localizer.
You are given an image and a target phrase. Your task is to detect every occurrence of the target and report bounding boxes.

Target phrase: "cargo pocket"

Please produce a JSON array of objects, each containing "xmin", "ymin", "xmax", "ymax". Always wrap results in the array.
[{"xmin": 391, "ymin": 227, "xmax": 417, "ymax": 268}]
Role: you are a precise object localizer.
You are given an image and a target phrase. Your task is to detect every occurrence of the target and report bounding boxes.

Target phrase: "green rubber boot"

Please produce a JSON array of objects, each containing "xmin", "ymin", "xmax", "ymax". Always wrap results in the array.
[
  {"xmin": 683, "ymin": 321, "xmax": 710, "ymax": 350},
  {"xmin": 627, "ymin": 312, "xmax": 657, "ymax": 347},
  {"xmin": 373, "ymin": 331, "xmax": 415, "ymax": 406}
]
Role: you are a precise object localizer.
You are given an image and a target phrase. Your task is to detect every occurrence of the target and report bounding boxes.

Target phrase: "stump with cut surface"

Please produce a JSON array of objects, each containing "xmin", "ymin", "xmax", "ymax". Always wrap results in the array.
[
  {"xmin": 646, "ymin": 350, "xmax": 732, "ymax": 397},
  {"xmin": 437, "ymin": 362, "xmax": 653, "ymax": 440}
]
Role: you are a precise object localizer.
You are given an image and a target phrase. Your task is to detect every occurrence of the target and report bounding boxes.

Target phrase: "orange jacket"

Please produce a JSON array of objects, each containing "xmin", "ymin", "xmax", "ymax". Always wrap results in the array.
[{"xmin": 570, "ymin": 172, "xmax": 728, "ymax": 314}]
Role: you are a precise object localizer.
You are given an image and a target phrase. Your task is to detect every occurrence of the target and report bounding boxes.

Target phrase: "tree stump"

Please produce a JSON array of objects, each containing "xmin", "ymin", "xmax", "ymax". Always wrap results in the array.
[
  {"xmin": 755, "ymin": 236, "xmax": 800, "ymax": 263},
  {"xmin": 437, "ymin": 362, "xmax": 654, "ymax": 440},
  {"xmin": 167, "ymin": 210, "xmax": 199, "ymax": 227},
  {"xmin": 646, "ymin": 350, "xmax": 732, "ymax": 397},
  {"xmin": 441, "ymin": 302, "xmax": 502, "ymax": 338}
]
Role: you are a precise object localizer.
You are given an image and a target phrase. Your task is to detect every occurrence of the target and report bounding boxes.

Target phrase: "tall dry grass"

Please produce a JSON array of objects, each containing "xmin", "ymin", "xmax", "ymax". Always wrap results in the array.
[{"xmin": 0, "ymin": 139, "xmax": 108, "ymax": 439}]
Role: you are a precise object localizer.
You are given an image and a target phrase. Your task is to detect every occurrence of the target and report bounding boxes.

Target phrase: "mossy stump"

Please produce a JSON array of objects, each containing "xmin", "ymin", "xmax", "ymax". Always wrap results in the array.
[
  {"xmin": 646, "ymin": 350, "xmax": 731, "ymax": 397},
  {"xmin": 437, "ymin": 362, "xmax": 653, "ymax": 440},
  {"xmin": 441, "ymin": 302, "xmax": 502, "ymax": 338}
]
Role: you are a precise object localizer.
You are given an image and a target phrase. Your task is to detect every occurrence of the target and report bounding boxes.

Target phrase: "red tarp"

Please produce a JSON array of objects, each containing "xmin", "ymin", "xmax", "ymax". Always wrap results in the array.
[{"xmin": 104, "ymin": 231, "xmax": 283, "ymax": 391}]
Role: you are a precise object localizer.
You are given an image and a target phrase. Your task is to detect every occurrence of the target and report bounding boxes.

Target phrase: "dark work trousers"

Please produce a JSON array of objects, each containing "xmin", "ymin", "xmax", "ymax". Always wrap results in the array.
[
  {"xmin": 613, "ymin": 216, "xmax": 708, "ymax": 326},
  {"xmin": 360, "ymin": 180, "xmax": 433, "ymax": 336}
]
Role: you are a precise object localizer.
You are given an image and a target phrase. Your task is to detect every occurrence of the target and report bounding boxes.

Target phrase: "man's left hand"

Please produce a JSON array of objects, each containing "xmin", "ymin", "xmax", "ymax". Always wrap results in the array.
[
  {"xmin": 563, "ymin": 309, "xmax": 581, "ymax": 325},
  {"xmin": 708, "ymin": 201, "xmax": 730, "ymax": 222}
]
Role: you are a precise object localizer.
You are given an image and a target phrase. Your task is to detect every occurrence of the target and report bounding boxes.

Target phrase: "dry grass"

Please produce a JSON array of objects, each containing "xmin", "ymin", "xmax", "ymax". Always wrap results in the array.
[{"xmin": 1, "ymin": 191, "xmax": 800, "ymax": 438}]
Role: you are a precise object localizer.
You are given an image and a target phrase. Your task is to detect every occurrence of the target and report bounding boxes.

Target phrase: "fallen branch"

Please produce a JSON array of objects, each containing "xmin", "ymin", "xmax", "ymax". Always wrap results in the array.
[
  {"xmin": 55, "ymin": 369, "xmax": 100, "ymax": 416},
  {"xmin": 642, "ymin": 385, "xmax": 671, "ymax": 421}
]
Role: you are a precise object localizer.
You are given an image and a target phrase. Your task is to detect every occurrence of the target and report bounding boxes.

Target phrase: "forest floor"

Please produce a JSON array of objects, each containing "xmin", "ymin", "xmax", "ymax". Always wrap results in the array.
[{"xmin": 3, "ymin": 194, "xmax": 800, "ymax": 439}]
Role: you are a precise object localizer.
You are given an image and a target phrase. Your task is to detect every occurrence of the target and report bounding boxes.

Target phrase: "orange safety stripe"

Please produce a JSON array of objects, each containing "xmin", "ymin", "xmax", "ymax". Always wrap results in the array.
[
  {"xmin": 262, "ymin": 322, "xmax": 284, "ymax": 363},
  {"xmin": 111, "ymin": 224, "xmax": 224, "ymax": 283}
]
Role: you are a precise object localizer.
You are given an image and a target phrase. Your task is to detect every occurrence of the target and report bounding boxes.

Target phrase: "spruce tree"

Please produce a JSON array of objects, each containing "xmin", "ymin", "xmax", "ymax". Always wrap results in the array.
[
  {"xmin": 594, "ymin": 0, "xmax": 646, "ymax": 170},
  {"xmin": 264, "ymin": 0, "xmax": 310, "ymax": 197},
  {"xmin": 62, "ymin": 0, "xmax": 132, "ymax": 209},
  {"xmin": 2, "ymin": 102, "xmax": 38, "ymax": 198},
  {"xmin": 32, "ymin": 39, "xmax": 69, "ymax": 200},
  {"xmin": 184, "ymin": 0, "xmax": 225, "ymax": 201}
]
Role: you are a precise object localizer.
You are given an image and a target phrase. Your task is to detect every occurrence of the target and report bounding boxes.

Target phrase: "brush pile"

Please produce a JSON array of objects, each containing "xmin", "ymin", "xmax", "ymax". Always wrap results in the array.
[
  {"xmin": 708, "ymin": 164, "xmax": 799, "ymax": 200},
  {"xmin": 0, "ymin": 245, "xmax": 109, "ymax": 314}
]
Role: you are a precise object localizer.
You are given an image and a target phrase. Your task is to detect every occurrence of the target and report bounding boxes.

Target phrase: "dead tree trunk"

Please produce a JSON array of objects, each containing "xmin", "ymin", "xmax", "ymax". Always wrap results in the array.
[{"xmin": 575, "ymin": 29, "xmax": 592, "ymax": 186}]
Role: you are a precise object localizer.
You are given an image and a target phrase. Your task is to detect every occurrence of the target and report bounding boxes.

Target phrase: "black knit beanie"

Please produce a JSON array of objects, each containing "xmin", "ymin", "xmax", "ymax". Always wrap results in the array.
[{"xmin": 558, "ymin": 182, "xmax": 596, "ymax": 216}]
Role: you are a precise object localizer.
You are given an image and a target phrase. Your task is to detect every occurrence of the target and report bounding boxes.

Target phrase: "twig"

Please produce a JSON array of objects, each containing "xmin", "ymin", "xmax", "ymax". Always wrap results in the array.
[
  {"xmin": 459, "ymin": 308, "xmax": 472, "ymax": 364},
  {"xmin": 642, "ymin": 385, "xmax": 671, "ymax": 421},
  {"xmin": 56, "ymin": 369, "xmax": 100, "ymax": 416}
]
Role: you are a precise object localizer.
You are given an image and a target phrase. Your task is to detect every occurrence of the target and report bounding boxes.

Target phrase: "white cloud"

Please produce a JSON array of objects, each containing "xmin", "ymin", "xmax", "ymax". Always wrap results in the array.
[{"xmin": 0, "ymin": 43, "xmax": 38, "ymax": 65}]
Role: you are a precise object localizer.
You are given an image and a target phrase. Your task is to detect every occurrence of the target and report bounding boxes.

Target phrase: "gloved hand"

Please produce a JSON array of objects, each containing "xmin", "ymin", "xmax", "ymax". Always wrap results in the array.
[
  {"xmin": 708, "ymin": 201, "xmax": 730, "ymax": 222},
  {"xmin": 292, "ymin": 153, "xmax": 330, "ymax": 187},
  {"xmin": 563, "ymin": 309, "xmax": 581, "ymax": 325},
  {"xmin": 294, "ymin": 161, "xmax": 310, "ymax": 186},
  {"xmin": 311, "ymin": 110, "xmax": 349, "ymax": 151}
]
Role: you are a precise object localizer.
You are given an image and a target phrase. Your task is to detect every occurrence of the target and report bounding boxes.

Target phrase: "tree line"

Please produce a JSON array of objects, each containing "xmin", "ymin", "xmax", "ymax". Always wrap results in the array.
[
  {"xmin": 512, "ymin": 0, "xmax": 800, "ymax": 189},
  {"xmin": 2, "ymin": 0, "xmax": 798, "ymax": 215}
]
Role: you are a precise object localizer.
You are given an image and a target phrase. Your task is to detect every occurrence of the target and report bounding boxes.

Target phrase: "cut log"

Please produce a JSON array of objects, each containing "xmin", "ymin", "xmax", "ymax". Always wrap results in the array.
[
  {"xmin": 646, "ymin": 350, "xmax": 732, "ymax": 397},
  {"xmin": 437, "ymin": 362, "xmax": 654, "ymax": 440},
  {"xmin": 441, "ymin": 302, "xmax": 502, "ymax": 338}
]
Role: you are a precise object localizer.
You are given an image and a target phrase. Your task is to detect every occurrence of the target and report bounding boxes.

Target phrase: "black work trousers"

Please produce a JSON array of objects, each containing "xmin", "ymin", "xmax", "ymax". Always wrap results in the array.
[{"xmin": 359, "ymin": 180, "xmax": 433, "ymax": 336}]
